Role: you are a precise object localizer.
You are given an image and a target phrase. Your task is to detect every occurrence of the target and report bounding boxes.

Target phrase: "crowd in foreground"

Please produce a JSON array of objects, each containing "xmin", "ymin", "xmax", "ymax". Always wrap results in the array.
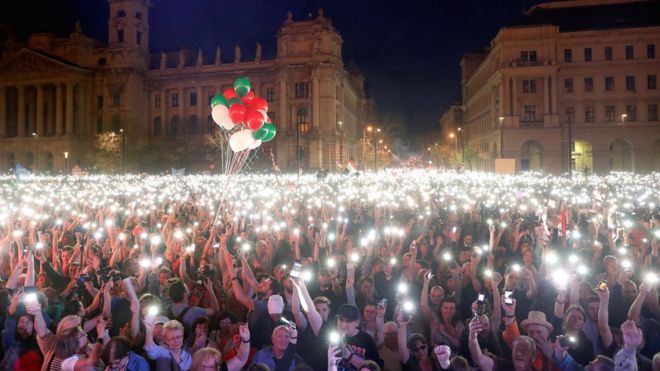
[{"xmin": 0, "ymin": 169, "xmax": 659, "ymax": 371}]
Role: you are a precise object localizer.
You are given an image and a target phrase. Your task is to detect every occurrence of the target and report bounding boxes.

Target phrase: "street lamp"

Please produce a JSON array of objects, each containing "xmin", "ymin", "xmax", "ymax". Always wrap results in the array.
[
  {"xmin": 64, "ymin": 151, "xmax": 69, "ymax": 182},
  {"xmin": 449, "ymin": 132, "xmax": 457, "ymax": 151},
  {"xmin": 32, "ymin": 132, "xmax": 38, "ymax": 176},
  {"xmin": 337, "ymin": 121, "xmax": 344, "ymax": 170},
  {"xmin": 120, "ymin": 128, "xmax": 126, "ymax": 175},
  {"xmin": 457, "ymin": 127, "xmax": 465, "ymax": 163},
  {"xmin": 374, "ymin": 128, "xmax": 381, "ymax": 172},
  {"xmin": 363, "ymin": 126, "xmax": 373, "ymax": 170}
]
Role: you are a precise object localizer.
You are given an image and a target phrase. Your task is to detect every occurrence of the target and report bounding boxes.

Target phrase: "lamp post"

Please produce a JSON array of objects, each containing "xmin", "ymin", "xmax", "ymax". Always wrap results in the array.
[
  {"xmin": 364, "ymin": 126, "xmax": 372, "ymax": 170},
  {"xmin": 64, "ymin": 151, "xmax": 69, "ymax": 182},
  {"xmin": 567, "ymin": 118, "xmax": 573, "ymax": 178},
  {"xmin": 373, "ymin": 128, "xmax": 381, "ymax": 172},
  {"xmin": 32, "ymin": 132, "xmax": 38, "ymax": 176},
  {"xmin": 457, "ymin": 127, "xmax": 464, "ymax": 163},
  {"xmin": 120, "ymin": 128, "xmax": 126, "ymax": 175},
  {"xmin": 337, "ymin": 121, "xmax": 343, "ymax": 170},
  {"xmin": 296, "ymin": 122, "xmax": 309, "ymax": 176}
]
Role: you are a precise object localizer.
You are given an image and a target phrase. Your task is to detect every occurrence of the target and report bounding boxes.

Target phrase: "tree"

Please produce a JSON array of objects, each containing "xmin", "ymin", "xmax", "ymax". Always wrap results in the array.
[{"xmin": 88, "ymin": 132, "xmax": 120, "ymax": 172}]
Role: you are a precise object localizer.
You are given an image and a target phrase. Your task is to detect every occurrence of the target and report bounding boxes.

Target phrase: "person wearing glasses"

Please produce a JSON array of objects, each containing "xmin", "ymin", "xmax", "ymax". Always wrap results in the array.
[{"xmin": 396, "ymin": 312, "xmax": 454, "ymax": 370}]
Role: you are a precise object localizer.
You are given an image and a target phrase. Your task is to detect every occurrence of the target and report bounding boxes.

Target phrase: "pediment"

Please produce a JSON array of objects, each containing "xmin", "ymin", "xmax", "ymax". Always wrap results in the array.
[{"xmin": 0, "ymin": 48, "xmax": 90, "ymax": 74}]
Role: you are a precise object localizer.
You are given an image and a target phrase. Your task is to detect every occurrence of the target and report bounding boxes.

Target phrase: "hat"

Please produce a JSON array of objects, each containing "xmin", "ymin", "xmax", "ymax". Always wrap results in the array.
[
  {"xmin": 154, "ymin": 316, "xmax": 169, "ymax": 325},
  {"xmin": 268, "ymin": 295, "xmax": 284, "ymax": 315},
  {"xmin": 337, "ymin": 304, "xmax": 360, "ymax": 322},
  {"xmin": 520, "ymin": 311, "xmax": 553, "ymax": 333}
]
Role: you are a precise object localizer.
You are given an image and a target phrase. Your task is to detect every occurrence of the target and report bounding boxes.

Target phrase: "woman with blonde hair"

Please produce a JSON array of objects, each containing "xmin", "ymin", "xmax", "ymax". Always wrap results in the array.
[{"xmin": 190, "ymin": 324, "xmax": 251, "ymax": 371}]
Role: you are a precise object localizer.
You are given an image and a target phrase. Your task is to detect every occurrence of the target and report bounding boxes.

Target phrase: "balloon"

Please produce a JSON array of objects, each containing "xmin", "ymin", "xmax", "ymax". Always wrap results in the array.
[
  {"xmin": 262, "ymin": 123, "xmax": 277, "ymax": 142},
  {"xmin": 228, "ymin": 104, "xmax": 247, "ymax": 125},
  {"xmin": 228, "ymin": 97, "xmax": 243, "ymax": 107},
  {"xmin": 246, "ymin": 110, "xmax": 265, "ymax": 131},
  {"xmin": 252, "ymin": 126, "xmax": 269, "ymax": 141},
  {"xmin": 210, "ymin": 95, "xmax": 228, "ymax": 108},
  {"xmin": 222, "ymin": 88, "xmax": 237, "ymax": 101},
  {"xmin": 241, "ymin": 91, "xmax": 256, "ymax": 109},
  {"xmin": 257, "ymin": 109, "xmax": 268, "ymax": 122},
  {"xmin": 229, "ymin": 129, "xmax": 254, "ymax": 152},
  {"xmin": 252, "ymin": 97, "xmax": 268, "ymax": 112},
  {"xmin": 211, "ymin": 105, "xmax": 234, "ymax": 130},
  {"xmin": 248, "ymin": 139, "xmax": 262, "ymax": 150},
  {"xmin": 234, "ymin": 77, "xmax": 251, "ymax": 97}
]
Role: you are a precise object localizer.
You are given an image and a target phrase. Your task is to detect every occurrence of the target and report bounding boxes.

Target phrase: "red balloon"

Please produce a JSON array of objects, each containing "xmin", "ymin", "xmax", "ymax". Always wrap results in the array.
[
  {"xmin": 228, "ymin": 104, "xmax": 247, "ymax": 125},
  {"xmin": 252, "ymin": 97, "xmax": 268, "ymax": 112},
  {"xmin": 241, "ymin": 91, "xmax": 256, "ymax": 109},
  {"xmin": 246, "ymin": 110, "xmax": 265, "ymax": 131},
  {"xmin": 223, "ymin": 88, "xmax": 237, "ymax": 101}
]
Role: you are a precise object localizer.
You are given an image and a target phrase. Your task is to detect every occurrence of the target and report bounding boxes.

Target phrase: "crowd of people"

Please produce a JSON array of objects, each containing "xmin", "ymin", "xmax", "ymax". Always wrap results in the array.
[{"xmin": 0, "ymin": 169, "xmax": 659, "ymax": 371}]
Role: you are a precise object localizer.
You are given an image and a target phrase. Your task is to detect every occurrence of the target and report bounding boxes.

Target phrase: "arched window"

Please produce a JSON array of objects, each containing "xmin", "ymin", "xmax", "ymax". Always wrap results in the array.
[
  {"xmin": 153, "ymin": 117, "xmax": 161, "ymax": 136},
  {"xmin": 296, "ymin": 108, "xmax": 308, "ymax": 124},
  {"xmin": 135, "ymin": 12, "xmax": 143, "ymax": 20},
  {"xmin": 188, "ymin": 115, "xmax": 198, "ymax": 135},
  {"xmin": 116, "ymin": 10, "xmax": 126, "ymax": 18},
  {"xmin": 170, "ymin": 116, "xmax": 180, "ymax": 136}
]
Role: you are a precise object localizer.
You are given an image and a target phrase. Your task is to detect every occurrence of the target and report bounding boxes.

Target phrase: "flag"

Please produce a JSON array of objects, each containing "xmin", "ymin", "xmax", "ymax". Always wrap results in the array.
[{"xmin": 15, "ymin": 164, "xmax": 32, "ymax": 181}]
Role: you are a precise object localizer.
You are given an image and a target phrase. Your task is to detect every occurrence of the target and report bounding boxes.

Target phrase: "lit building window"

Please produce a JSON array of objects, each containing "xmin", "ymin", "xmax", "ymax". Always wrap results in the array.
[
  {"xmin": 626, "ymin": 105, "xmax": 636, "ymax": 121},
  {"xmin": 523, "ymin": 105, "xmax": 536, "ymax": 122},
  {"xmin": 585, "ymin": 106, "xmax": 595, "ymax": 123}
]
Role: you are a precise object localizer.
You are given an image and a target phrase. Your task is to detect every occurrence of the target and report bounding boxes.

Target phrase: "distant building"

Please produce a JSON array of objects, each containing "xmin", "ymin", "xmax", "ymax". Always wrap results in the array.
[
  {"xmin": 439, "ymin": 103, "xmax": 463, "ymax": 147},
  {"xmin": 461, "ymin": 0, "xmax": 660, "ymax": 173},
  {"xmin": 0, "ymin": 1, "xmax": 373, "ymax": 173}
]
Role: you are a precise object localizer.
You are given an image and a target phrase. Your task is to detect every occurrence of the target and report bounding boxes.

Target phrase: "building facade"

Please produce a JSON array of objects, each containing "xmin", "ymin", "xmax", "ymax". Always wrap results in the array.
[
  {"xmin": 0, "ymin": 0, "xmax": 371, "ymax": 173},
  {"xmin": 461, "ymin": 0, "xmax": 660, "ymax": 174}
]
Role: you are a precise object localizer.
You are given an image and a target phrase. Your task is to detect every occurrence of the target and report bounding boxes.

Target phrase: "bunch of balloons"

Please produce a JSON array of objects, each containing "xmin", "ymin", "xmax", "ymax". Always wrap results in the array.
[{"xmin": 210, "ymin": 77, "xmax": 277, "ymax": 152}]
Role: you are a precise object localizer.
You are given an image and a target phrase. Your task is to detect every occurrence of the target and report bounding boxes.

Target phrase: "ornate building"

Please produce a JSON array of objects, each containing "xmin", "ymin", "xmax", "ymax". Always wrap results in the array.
[
  {"xmin": 460, "ymin": 0, "xmax": 660, "ymax": 174},
  {"xmin": 0, "ymin": 0, "xmax": 372, "ymax": 173}
]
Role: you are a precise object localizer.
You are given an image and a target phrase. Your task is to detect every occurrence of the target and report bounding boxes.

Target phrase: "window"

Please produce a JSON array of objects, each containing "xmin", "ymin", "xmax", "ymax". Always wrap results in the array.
[
  {"xmin": 626, "ymin": 105, "xmax": 636, "ymax": 121},
  {"xmin": 565, "ymin": 107, "xmax": 574, "ymax": 123},
  {"xmin": 112, "ymin": 93, "xmax": 120, "ymax": 107},
  {"xmin": 137, "ymin": 32, "xmax": 142, "ymax": 46},
  {"xmin": 154, "ymin": 94, "xmax": 161, "ymax": 108},
  {"xmin": 97, "ymin": 96, "xmax": 104, "ymax": 110},
  {"xmin": 584, "ymin": 48, "xmax": 592, "ymax": 62},
  {"xmin": 523, "ymin": 79, "xmax": 536, "ymax": 93},
  {"xmin": 584, "ymin": 77, "xmax": 593, "ymax": 92},
  {"xmin": 649, "ymin": 104, "xmax": 658, "ymax": 121},
  {"xmin": 605, "ymin": 46, "xmax": 613, "ymax": 61},
  {"xmin": 520, "ymin": 50, "xmax": 537, "ymax": 63},
  {"xmin": 296, "ymin": 107, "xmax": 308, "ymax": 124},
  {"xmin": 648, "ymin": 44, "xmax": 656, "ymax": 59},
  {"xmin": 171, "ymin": 93, "xmax": 179, "ymax": 107},
  {"xmin": 605, "ymin": 76, "xmax": 614, "ymax": 91},
  {"xmin": 523, "ymin": 105, "xmax": 536, "ymax": 122},
  {"xmin": 295, "ymin": 82, "xmax": 309, "ymax": 98},
  {"xmin": 190, "ymin": 92, "xmax": 197, "ymax": 107},
  {"xmin": 565, "ymin": 78, "xmax": 574, "ymax": 93},
  {"xmin": 188, "ymin": 115, "xmax": 198, "ymax": 134},
  {"xmin": 266, "ymin": 88, "xmax": 274, "ymax": 102},
  {"xmin": 585, "ymin": 106, "xmax": 595, "ymax": 123},
  {"xmin": 170, "ymin": 117, "xmax": 179, "ymax": 135},
  {"xmin": 626, "ymin": 76, "xmax": 636, "ymax": 91},
  {"xmin": 648, "ymin": 75, "xmax": 657, "ymax": 90},
  {"xmin": 153, "ymin": 117, "xmax": 161, "ymax": 136},
  {"xmin": 564, "ymin": 49, "xmax": 572, "ymax": 63},
  {"xmin": 626, "ymin": 45, "xmax": 634, "ymax": 60},
  {"xmin": 117, "ymin": 30, "xmax": 124, "ymax": 43},
  {"xmin": 606, "ymin": 105, "xmax": 615, "ymax": 122}
]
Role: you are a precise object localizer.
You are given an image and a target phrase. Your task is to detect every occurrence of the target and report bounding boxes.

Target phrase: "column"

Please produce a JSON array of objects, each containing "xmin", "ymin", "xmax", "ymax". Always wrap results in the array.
[
  {"xmin": 36, "ymin": 84, "xmax": 44, "ymax": 136},
  {"xmin": 55, "ymin": 83, "xmax": 64, "ymax": 135},
  {"xmin": 0, "ymin": 85, "xmax": 6, "ymax": 137},
  {"xmin": 65, "ymin": 81, "xmax": 74, "ymax": 135},
  {"xmin": 196, "ymin": 86, "xmax": 203, "ymax": 133},
  {"xmin": 17, "ymin": 85, "xmax": 25, "ymax": 137}
]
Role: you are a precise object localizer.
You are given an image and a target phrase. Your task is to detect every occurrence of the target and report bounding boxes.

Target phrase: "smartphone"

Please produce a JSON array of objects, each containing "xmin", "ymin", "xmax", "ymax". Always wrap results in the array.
[
  {"xmin": 559, "ymin": 335, "xmax": 577, "ymax": 347},
  {"xmin": 504, "ymin": 291, "xmax": 514, "ymax": 305},
  {"xmin": 378, "ymin": 298, "xmax": 388, "ymax": 309},
  {"xmin": 290, "ymin": 262, "xmax": 302, "ymax": 278},
  {"xmin": 595, "ymin": 280, "xmax": 608, "ymax": 291},
  {"xmin": 476, "ymin": 294, "xmax": 486, "ymax": 316},
  {"xmin": 280, "ymin": 317, "xmax": 296, "ymax": 329}
]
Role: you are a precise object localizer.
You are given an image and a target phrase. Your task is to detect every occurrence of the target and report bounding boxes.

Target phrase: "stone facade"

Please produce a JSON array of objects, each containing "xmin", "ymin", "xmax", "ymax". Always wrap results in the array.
[
  {"xmin": 0, "ymin": 1, "xmax": 371, "ymax": 173},
  {"xmin": 461, "ymin": 0, "xmax": 660, "ymax": 174}
]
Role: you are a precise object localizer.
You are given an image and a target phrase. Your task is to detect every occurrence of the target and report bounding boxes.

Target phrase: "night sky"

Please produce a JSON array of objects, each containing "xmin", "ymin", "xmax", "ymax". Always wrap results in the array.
[{"xmin": 1, "ymin": 0, "xmax": 545, "ymax": 138}]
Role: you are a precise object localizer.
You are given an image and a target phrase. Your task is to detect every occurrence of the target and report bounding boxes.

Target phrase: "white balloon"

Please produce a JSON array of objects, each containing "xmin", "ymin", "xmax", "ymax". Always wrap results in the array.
[
  {"xmin": 211, "ymin": 105, "xmax": 234, "ymax": 130},
  {"xmin": 249, "ymin": 139, "xmax": 262, "ymax": 150},
  {"xmin": 229, "ymin": 129, "xmax": 254, "ymax": 152}
]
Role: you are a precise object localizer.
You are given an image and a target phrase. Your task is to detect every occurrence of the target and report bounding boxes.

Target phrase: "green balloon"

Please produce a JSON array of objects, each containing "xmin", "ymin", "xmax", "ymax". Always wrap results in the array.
[
  {"xmin": 210, "ymin": 95, "xmax": 228, "ymax": 108},
  {"xmin": 234, "ymin": 77, "xmax": 251, "ymax": 97},
  {"xmin": 252, "ymin": 126, "xmax": 269, "ymax": 141},
  {"xmin": 228, "ymin": 97, "xmax": 243, "ymax": 106},
  {"xmin": 262, "ymin": 123, "xmax": 277, "ymax": 142}
]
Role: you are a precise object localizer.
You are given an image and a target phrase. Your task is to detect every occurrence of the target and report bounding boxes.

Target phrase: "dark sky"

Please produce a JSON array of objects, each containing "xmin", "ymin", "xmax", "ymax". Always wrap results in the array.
[{"xmin": 1, "ymin": 0, "xmax": 545, "ymax": 136}]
